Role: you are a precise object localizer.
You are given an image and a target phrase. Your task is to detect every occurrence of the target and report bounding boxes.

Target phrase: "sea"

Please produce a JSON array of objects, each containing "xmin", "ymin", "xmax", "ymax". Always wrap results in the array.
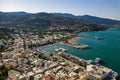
[{"xmin": 43, "ymin": 28, "xmax": 120, "ymax": 75}]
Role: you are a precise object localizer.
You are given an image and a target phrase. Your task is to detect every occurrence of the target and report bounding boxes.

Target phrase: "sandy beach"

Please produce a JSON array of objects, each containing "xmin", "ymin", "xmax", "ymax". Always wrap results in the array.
[{"xmin": 68, "ymin": 36, "xmax": 81, "ymax": 45}]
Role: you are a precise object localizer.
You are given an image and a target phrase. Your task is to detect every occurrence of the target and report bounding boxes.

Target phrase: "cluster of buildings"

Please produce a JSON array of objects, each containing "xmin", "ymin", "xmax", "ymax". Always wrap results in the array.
[
  {"xmin": 49, "ymin": 26, "xmax": 75, "ymax": 31},
  {"xmin": 42, "ymin": 34, "xmax": 67, "ymax": 42},
  {"xmin": 1, "ymin": 49, "xmax": 118, "ymax": 80},
  {"xmin": 0, "ymin": 28, "xmax": 118, "ymax": 80},
  {"xmin": 86, "ymin": 64, "xmax": 118, "ymax": 80}
]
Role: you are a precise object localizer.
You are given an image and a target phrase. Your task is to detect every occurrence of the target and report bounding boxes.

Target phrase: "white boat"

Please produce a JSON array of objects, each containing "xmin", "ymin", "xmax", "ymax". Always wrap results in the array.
[
  {"xmin": 94, "ymin": 36, "xmax": 103, "ymax": 40},
  {"xmin": 55, "ymin": 48, "xmax": 67, "ymax": 53},
  {"xmin": 80, "ymin": 45, "xmax": 90, "ymax": 49},
  {"xmin": 95, "ymin": 58, "xmax": 101, "ymax": 63}
]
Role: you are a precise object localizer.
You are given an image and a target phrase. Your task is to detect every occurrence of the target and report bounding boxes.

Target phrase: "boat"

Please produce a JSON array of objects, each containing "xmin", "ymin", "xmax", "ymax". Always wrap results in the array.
[
  {"xmin": 55, "ymin": 48, "xmax": 67, "ymax": 53},
  {"xmin": 94, "ymin": 36, "xmax": 103, "ymax": 40},
  {"xmin": 95, "ymin": 58, "xmax": 101, "ymax": 63},
  {"xmin": 79, "ymin": 45, "xmax": 90, "ymax": 49}
]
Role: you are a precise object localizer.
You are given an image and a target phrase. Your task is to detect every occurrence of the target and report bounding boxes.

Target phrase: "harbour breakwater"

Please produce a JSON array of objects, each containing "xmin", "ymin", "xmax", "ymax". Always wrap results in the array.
[{"xmin": 43, "ymin": 28, "xmax": 120, "ymax": 75}]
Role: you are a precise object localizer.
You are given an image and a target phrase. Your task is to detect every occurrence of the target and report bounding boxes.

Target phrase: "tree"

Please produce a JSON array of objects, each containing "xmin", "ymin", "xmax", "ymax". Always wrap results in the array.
[
  {"xmin": 0, "ymin": 66, "xmax": 9, "ymax": 80},
  {"xmin": 29, "ymin": 76, "xmax": 34, "ymax": 80},
  {"xmin": 0, "ymin": 53, "xmax": 2, "ymax": 60},
  {"xmin": 0, "ymin": 45, "xmax": 5, "ymax": 52}
]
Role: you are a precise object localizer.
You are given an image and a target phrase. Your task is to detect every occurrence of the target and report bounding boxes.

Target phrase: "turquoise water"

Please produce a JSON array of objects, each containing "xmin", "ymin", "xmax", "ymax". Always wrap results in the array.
[{"xmin": 43, "ymin": 28, "xmax": 120, "ymax": 74}]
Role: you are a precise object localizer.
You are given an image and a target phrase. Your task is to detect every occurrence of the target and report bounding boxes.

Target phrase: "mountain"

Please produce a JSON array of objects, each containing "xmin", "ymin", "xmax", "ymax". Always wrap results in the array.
[
  {"xmin": 0, "ymin": 12, "xmax": 119, "ymax": 26},
  {"xmin": 0, "ymin": 12, "xmax": 107, "ymax": 31},
  {"xmin": 0, "ymin": 12, "xmax": 87, "ymax": 27},
  {"xmin": 0, "ymin": 11, "xmax": 29, "ymax": 16},
  {"xmin": 52, "ymin": 13, "xmax": 77, "ymax": 19},
  {"xmin": 51, "ymin": 13, "xmax": 120, "ymax": 26},
  {"xmin": 78, "ymin": 15, "xmax": 120, "ymax": 25}
]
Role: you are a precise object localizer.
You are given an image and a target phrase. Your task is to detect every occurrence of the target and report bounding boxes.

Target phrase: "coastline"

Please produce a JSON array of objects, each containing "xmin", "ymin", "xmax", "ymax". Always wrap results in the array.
[
  {"xmin": 42, "ymin": 28, "xmax": 120, "ymax": 76},
  {"xmin": 68, "ymin": 36, "xmax": 81, "ymax": 45}
]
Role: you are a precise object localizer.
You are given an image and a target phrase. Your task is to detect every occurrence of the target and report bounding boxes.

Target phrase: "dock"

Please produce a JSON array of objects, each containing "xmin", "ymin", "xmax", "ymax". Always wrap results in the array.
[
  {"xmin": 61, "ymin": 42, "xmax": 90, "ymax": 49},
  {"xmin": 72, "ymin": 44, "xmax": 89, "ymax": 49}
]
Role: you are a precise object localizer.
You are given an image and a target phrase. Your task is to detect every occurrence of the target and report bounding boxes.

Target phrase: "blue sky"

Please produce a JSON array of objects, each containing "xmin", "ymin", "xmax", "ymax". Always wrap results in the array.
[{"xmin": 0, "ymin": 0, "xmax": 120, "ymax": 20}]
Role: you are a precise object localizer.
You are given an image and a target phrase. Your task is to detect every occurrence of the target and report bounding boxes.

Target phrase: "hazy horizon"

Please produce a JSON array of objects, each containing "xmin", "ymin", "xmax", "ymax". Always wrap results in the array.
[{"xmin": 0, "ymin": 0, "xmax": 120, "ymax": 20}]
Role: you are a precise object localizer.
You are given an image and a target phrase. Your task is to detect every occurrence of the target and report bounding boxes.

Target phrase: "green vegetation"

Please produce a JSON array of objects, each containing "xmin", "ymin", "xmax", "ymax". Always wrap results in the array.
[
  {"xmin": 0, "ymin": 53, "xmax": 2, "ymax": 60},
  {"xmin": 0, "ymin": 12, "xmax": 106, "ymax": 33},
  {"xmin": 52, "ymin": 57, "xmax": 58, "ymax": 62},
  {"xmin": 55, "ymin": 37, "xmax": 70, "ymax": 42},
  {"xmin": 29, "ymin": 76, "xmax": 34, "ymax": 80},
  {"xmin": 50, "ymin": 53, "xmax": 53, "ymax": 57},
  {"xmin": 0, "ymin": 45, "xmax": 5, "ymax": 52},
  {"xmin": 37, "ymin": 54, "xmax": 49, "ymax": 60},
  {"xmin": 38, "ymin": 54, "xmax": 42, "ymax": 58},
  {"xmin": 77, "ymin": 61, "xmax": 87, "ymax": 68},
  {"xmin": 0, "ymin": 32, "xmax": 11, "ymax": 40},
  {"xmin": 28, "ymin": 44, "xmax": 36, "ymax": 48},
  {"xmin": 0, "ymin": 28, "xmax": 13, "ymax": 40},
  {"xmin": 0, "ymin": 66, "xmax": 9, "ymax": 80}
]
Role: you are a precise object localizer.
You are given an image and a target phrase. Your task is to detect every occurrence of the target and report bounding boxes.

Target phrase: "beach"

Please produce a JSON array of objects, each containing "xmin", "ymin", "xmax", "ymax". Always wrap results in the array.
[{"xmin": 68, "ymin": 36, "xmax": 81, "ymax": 45}]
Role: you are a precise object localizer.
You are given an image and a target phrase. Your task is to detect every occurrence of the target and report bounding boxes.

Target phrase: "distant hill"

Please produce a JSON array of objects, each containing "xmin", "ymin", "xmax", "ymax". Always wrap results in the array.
[
  {"xmin": 52, "ymin": 13, "xmax": 77, "ymax": 19},
  {"xmin": 0, "ymin": 11, "xmax": 109, "ymax": 31},
  {"xmin": 0, "ymin": 11, "xmax": 29, "ymax": 16},
  {"xmin": 78, "ymin": 15, "xmax": 120, "ymax": 25},
  {"xmin": 51, "ymin": 13, "xmax": 120, "ymax": 26}
]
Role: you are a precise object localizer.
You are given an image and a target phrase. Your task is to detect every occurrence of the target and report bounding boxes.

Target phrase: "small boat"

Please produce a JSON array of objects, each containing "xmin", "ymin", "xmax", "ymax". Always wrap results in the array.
[
  {"xmin": 55, "ymin": 48, "xmax": 67, "ymax": 53},
  {"xmin": 95, "ymin": 58, "xmax": 101, "ymax": 63},
  {"xmin": 94, "ymin": 36, "xmax": 103, "ymax": 40},
  {"xmin": 80, "ymin": 45, "xmax": 90, "ymax": 49}
]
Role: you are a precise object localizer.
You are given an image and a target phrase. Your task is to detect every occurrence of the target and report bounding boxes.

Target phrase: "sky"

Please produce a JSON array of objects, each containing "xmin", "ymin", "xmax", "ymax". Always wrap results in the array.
[{"xmin": 0, "ymin": 0, "xmax": 120, "ymax": 20}]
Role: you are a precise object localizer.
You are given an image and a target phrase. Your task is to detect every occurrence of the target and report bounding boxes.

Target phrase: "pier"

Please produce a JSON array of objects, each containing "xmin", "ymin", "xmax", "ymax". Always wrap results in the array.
[
  {"xmin": 72, "ymin": 44, "xmax": 89, "ymax": 49},
  {"xmin": 61, "ymin": 42, "xmax": 90, "ymax": 49}
]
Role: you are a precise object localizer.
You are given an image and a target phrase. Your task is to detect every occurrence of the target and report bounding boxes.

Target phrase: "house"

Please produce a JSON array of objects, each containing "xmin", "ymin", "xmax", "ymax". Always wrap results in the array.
[
  {"xmin": 8, "ymin": 70, "xmax": 21, "ymax": 80},
  {"xmin": 43, "ymin": 74, "xmax": 54, "ymax": 80},
  {"xmin": 34, "ymin": 74, "xmax": 43, "ymax": 80}
]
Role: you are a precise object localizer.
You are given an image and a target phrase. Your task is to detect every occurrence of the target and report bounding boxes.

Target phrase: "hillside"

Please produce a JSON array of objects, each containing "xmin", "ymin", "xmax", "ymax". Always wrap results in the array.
[
  {"xmin": 0, "ymin": 12, "xmax": 107, "ymax": 31},
  {"xmin": 51, "ymin": 13, "xmax": 120, "ymax": 26},
  {"xmin": 79, "ymin": 15, "xmax": 120, "ymax": 25}
]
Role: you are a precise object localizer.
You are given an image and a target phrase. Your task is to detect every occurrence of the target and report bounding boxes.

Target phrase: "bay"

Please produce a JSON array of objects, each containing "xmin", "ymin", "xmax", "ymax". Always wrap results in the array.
[{"xmin": 43, "ymin": 28, "xmax": 120, "ymax": 75}]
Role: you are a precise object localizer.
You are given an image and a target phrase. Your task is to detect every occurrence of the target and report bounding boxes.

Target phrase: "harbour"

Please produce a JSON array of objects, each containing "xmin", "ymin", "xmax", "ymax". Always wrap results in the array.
[{"xmin": 43, "ymin": 28, "xmax": 120, "ymax": 75}]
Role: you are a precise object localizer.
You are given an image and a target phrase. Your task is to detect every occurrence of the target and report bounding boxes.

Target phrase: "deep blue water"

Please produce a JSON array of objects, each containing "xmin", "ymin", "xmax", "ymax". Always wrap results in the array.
[{"xmin": 43, "ymin": 28, "xmax": 120, "ymax": 74}]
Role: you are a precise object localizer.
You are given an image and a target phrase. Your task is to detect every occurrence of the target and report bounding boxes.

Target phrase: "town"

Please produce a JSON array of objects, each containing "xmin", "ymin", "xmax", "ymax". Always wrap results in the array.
[{"xmin": 0, "ymin": 27, "xmax": 118, "ymax": 80}]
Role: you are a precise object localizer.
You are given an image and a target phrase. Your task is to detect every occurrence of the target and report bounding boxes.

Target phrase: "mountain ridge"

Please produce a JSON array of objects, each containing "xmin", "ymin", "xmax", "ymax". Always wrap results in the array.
[
  {"xmin": 78, "ymin": 15, "xmax": 120, "ymax": 25},
  {"xmin": 0, "ymin": 11, "xmax": 119, "ymax": 32},
  {"xmin": 50, "ymin": 13, "xmax": 120, "ymax": 25},
  {"xmin": 0, "ymin": 11, "xmax": 120, "ymax": 25}
]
